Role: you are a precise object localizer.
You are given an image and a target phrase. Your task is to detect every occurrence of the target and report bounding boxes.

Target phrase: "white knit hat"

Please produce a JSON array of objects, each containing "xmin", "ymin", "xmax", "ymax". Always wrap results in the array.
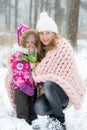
[{"xmin": 36, "ymin": 12, "xmax": 58, "ymax": 34}]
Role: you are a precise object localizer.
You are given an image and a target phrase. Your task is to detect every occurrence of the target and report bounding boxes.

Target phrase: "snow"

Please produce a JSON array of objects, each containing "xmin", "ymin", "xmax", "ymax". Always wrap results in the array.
[{"xmin": 0, "ymin": 39, "xmax": 87, "ymax": 130}]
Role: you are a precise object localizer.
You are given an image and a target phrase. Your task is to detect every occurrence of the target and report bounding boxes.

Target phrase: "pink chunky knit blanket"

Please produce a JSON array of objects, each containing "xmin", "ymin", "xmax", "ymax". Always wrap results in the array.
[{"xmin": 33, "ymin": 38, "xmax": 86, "ymax": 109}]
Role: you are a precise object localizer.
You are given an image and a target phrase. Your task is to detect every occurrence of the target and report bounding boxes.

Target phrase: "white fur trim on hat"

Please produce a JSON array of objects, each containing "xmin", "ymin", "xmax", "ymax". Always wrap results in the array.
[{"xmin": 36, "ymin": 12, "xmax": 58, "ymax": 34}]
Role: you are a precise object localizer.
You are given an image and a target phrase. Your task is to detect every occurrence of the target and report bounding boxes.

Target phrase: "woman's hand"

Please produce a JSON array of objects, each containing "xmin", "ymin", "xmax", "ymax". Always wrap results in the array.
[{"xmin": 37, "ymin": 84, "xmax": 44, "ymax": 97}]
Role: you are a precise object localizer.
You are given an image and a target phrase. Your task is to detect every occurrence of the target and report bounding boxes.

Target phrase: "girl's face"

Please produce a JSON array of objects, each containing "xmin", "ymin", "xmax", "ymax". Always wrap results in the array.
[
  {"xmin": 25, "ymin": 35, "xmax": 35, "ymax": 48},
  {"xmin": 39, "ymin": 31, "xmax": 54, "ymax": 46},
  {"xmin": 25, "ymin": 42, "xmax": 35, "ymax": 48}
]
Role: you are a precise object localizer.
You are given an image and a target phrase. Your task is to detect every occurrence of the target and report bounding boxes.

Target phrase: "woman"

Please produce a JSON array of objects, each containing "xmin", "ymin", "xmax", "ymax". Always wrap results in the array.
[{"xmin": 32, "ymin": 12, "xmax": 86, "ymax": 130}]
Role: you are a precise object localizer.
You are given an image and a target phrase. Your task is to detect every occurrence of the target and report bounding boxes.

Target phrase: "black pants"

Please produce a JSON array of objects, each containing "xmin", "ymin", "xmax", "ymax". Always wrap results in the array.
[
  {"xmin": 14, "ymin": 88, "xmax": 37, "ymax": 124},
  {"xmin": 34, "ymin": 81, "xmax": 69, "ymax": 123}
]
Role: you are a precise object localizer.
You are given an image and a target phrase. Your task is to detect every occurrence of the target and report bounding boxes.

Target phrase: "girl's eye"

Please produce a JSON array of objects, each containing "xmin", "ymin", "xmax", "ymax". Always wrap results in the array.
[{"xmin": 39, "ymin": 32, "xmax": 43, "ymax": 35}]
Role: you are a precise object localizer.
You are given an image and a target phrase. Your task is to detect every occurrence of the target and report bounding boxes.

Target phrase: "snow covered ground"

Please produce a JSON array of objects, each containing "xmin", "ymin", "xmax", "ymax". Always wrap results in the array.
[{"xmin": 0, "ymin": 39, "xmax": 87, "ymax": 130}]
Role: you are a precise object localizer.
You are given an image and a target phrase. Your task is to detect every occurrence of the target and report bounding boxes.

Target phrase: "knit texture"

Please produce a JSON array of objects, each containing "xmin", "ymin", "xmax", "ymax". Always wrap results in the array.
[{"xmin": 32, "ymin": 38, "xmax": 87, "ymax": 110}]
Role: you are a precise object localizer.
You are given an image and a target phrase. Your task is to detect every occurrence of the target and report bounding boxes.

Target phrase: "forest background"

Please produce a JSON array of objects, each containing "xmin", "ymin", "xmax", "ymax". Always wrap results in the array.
[
  {"xmin": 0, "ymin": 1, "xmax": 87, "ymax": 129},
  {"xmin": 0, "ymin": 0, "xmax": 87, "ymax": 47}
]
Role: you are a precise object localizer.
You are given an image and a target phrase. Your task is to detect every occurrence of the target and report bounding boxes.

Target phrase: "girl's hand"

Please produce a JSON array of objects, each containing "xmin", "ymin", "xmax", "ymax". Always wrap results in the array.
[{"xmin": 30, "ymin": 63, "xmax": 36, "ymax": 69}]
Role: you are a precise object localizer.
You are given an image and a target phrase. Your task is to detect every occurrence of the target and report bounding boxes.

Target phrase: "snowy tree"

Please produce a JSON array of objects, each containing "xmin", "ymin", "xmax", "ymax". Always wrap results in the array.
[{"xmin": 66, "ymin": 0, "xmax": 80, "ymax": 46}]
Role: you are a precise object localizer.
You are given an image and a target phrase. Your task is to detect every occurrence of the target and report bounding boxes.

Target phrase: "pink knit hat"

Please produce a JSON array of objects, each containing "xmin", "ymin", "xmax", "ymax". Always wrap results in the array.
[{"xmin": 17, "ymin": 23, "xmax": 31, "ymax": 45}]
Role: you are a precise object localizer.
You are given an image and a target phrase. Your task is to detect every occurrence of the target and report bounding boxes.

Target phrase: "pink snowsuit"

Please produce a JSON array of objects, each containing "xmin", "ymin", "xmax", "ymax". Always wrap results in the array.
[{"xmin": 11, "ymin": 51, "xmax": 36, "ymax": 96}]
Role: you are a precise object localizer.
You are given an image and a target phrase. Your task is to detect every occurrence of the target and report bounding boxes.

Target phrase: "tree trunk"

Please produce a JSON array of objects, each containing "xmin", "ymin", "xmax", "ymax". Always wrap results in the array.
[
  {"xmin": 45, "ymin": 0, "xmax": 49, "ymax": 11},
  {"xmin": 54, "ymin": 0, "xmax": 61, "ymax": 33},
  {"xmin": 4, "ymin": 0, "xmax": 8, "ymax": 29},
  {"xmin": 33, "ymin": 0, "xmax": 39, "ymax": 28},
  {"xmin": 14, "ymin": 0, "xmax": 18, "ymax": 30},
  {"xmin": 29, "ymin": 0, "xmax": 33, "ymax": 27},
  {"xmin": 66, "ymin": 0, "xmax": 80, "ymax": 47},
  {"xmin": 5, "ymin": 0, "xmax": 11, "ymax": 30},
  {"xmin": 40, "ymin": 0, "xmax": 44, "ymax": 12}
]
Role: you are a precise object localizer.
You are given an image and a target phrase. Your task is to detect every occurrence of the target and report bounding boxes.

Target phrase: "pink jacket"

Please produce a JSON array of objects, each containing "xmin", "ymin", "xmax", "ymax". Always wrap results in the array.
[
  {"xmin": 32, "ymin": 38, "xmax": 87, "ymax": 110},
  {"xmin": 5, "ymin": 45, "xmax": 36, "ymax": 110},
  {"xmin": 11, "ymin": 51, "xmax": 35, "ymax": 96}
]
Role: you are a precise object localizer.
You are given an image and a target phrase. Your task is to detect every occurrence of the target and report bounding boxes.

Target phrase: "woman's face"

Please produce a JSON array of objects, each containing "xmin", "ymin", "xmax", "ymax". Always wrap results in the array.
[{"xmin": 39, "ymin": 31, "xmax": 54, "ymax": 46}]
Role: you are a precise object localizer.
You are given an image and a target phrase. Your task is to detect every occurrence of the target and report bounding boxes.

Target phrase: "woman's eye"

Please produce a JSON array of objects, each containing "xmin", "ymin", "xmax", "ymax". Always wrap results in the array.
[{"xmin": 47, "ymin": 32, "xmax": 51, "ymax": 34}]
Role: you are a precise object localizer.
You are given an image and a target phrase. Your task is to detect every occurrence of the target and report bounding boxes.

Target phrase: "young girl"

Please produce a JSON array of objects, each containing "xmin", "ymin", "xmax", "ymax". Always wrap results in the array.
[{"xmin": 5, "ymin": 26, "xmax": 40, "ymax": 125}]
